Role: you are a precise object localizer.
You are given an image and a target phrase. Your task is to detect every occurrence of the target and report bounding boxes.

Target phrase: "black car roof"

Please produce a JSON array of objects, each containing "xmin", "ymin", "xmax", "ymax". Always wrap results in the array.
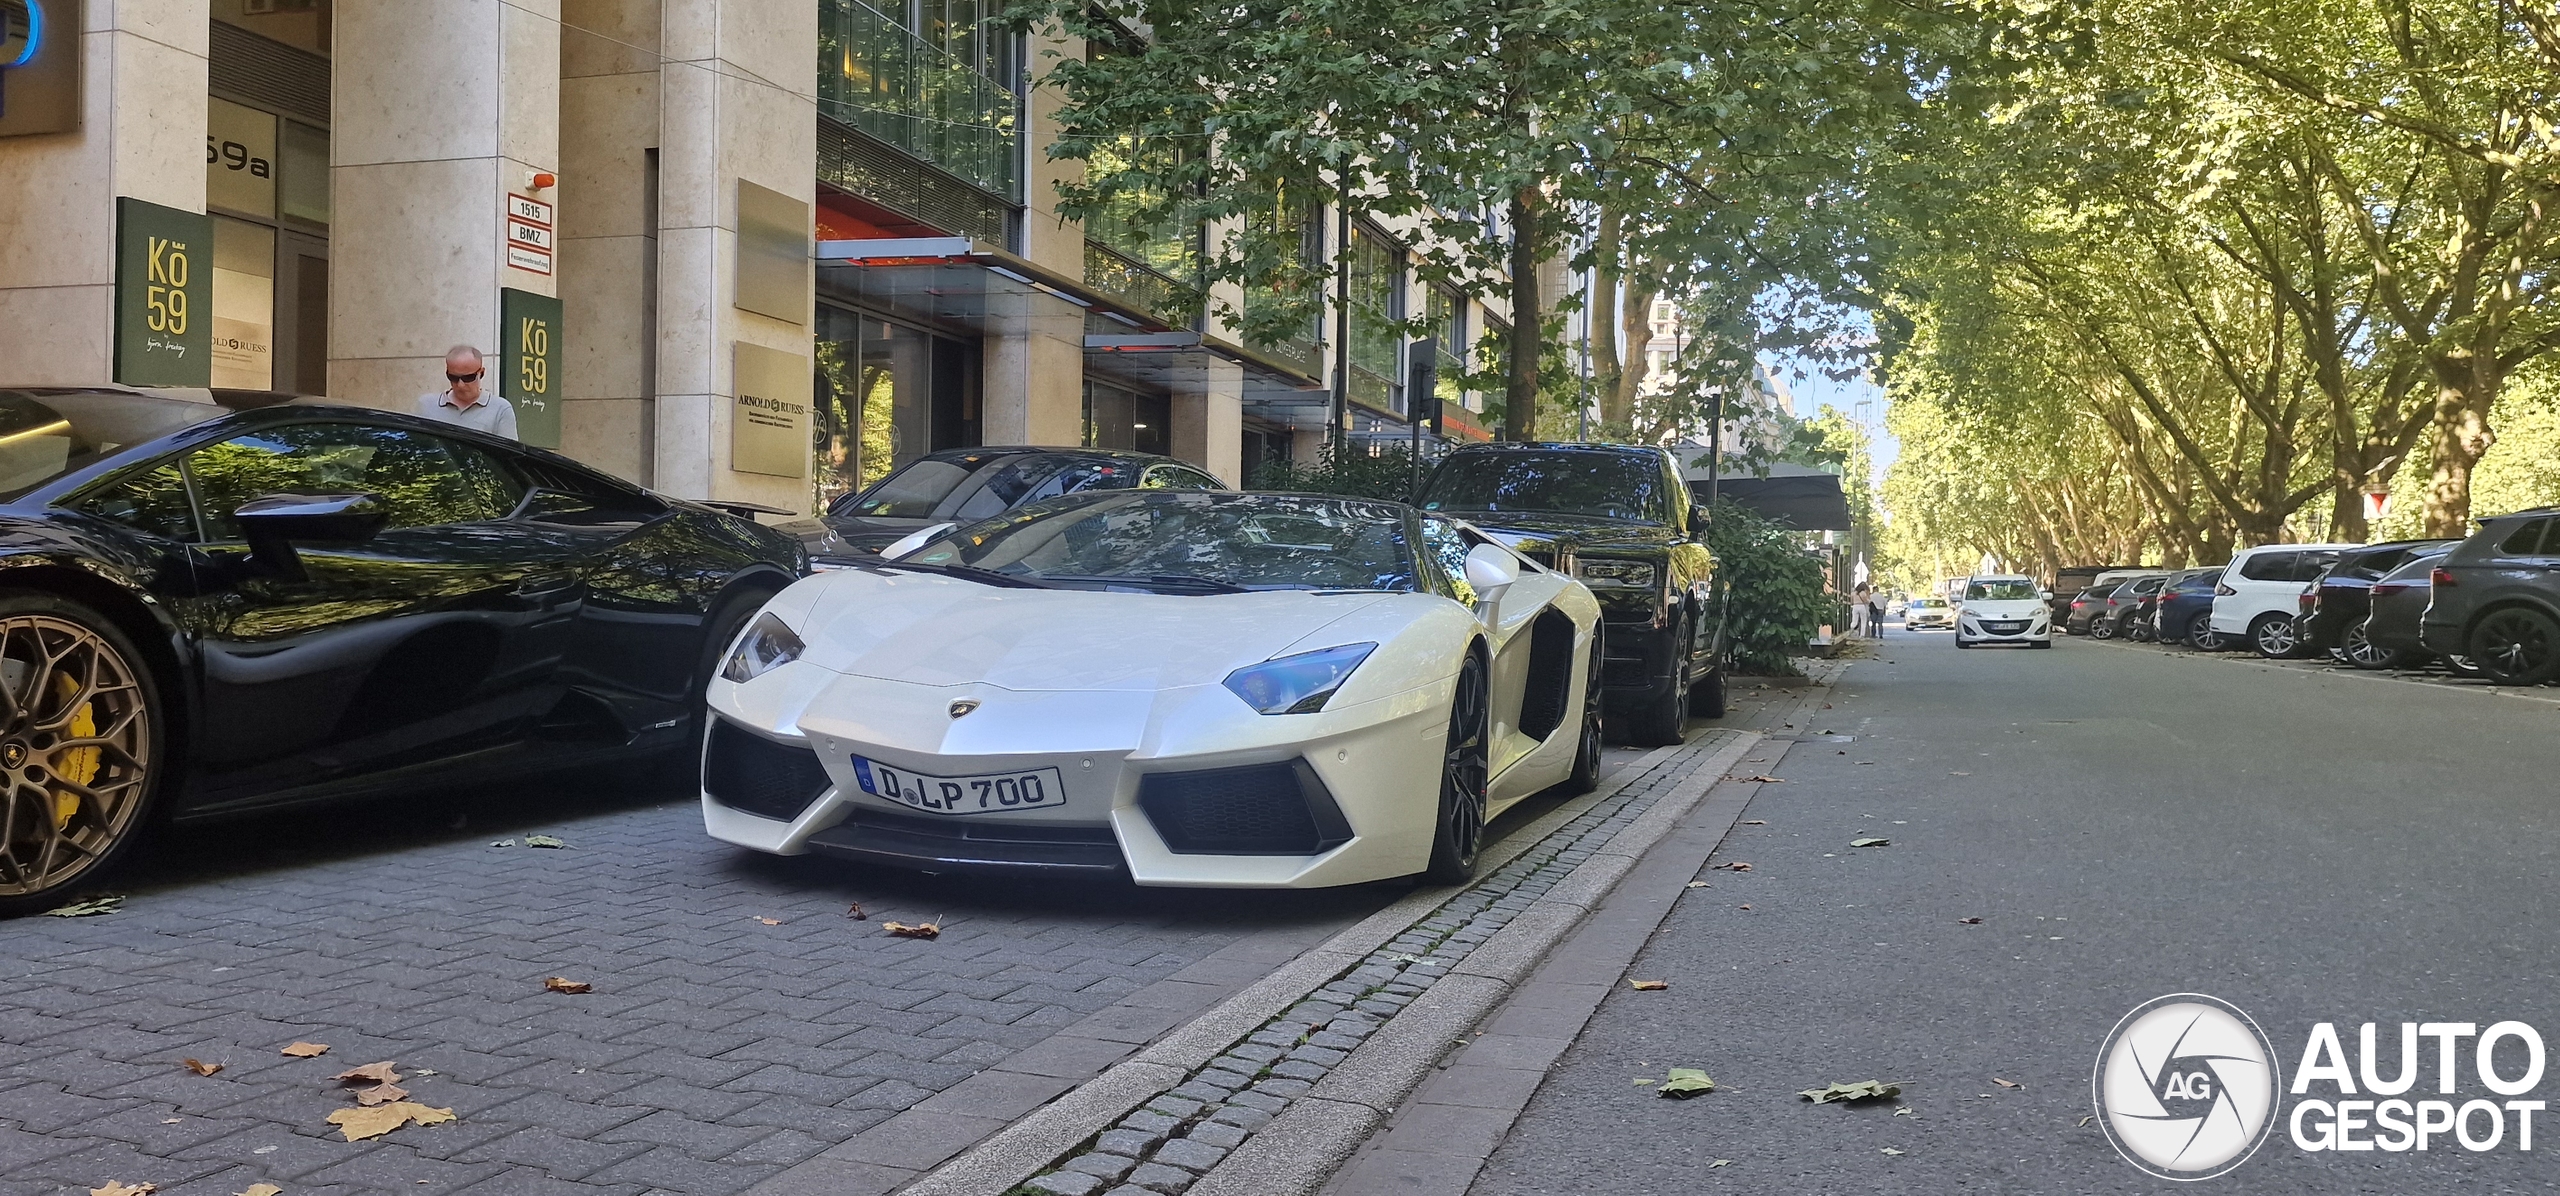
[
  {"xmin": 918, "ymin": 445, "xmax": 1186, "ymax": 466},
  {"xmin": 1441, "ymin": 441, "xmax": 1669, "ymax": 458}
]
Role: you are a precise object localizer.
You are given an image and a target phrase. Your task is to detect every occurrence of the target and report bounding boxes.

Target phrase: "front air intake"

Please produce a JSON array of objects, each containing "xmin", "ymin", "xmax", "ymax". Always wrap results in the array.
[
  {"xmin": 703, "ymin": 721, "xmax": 832, "ymax": 821},
  {"xmin": 1138, "ymin": 761, "xmax": 1354, "ymax": 855}
]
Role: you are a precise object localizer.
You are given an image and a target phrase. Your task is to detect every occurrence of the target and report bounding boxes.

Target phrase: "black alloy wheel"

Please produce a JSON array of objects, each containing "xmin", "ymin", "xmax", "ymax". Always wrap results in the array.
[
  {"xmin": 2089, "ymin": 617, "xmax": 2118, "ymax": 640},
  {"xmin": 2250, "ymin": 613, "xmax": 2302, "ymax": 659},
  {"xmin": 2127, "ymin": 619, "xmax": 2155, "ymax": 643},
  {"xmin": 2468, "ymin": 607, "xmax": 2560, "ymax": 685},
  {"xmin": 1563, "ymin": 638, "xmax": 1604, "ymax": 796},
  {"xmin": 0, "ymin": 595, "xmax": 164, "ymax": 917},
  {"xmin": 1424, "ymin": 654, "xmax": 1492, "ymax": 884}
]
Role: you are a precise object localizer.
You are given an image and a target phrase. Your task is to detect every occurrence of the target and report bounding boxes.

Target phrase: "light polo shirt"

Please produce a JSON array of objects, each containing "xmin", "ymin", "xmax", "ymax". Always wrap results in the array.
[{"xmin": 415, "ymin": 390, "xmax": 519, "ymax": 439}]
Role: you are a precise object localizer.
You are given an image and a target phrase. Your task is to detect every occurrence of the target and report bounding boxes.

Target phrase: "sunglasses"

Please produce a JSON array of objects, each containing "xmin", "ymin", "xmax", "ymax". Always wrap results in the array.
[{"xmin": 447, "ymin": 369, "xmax": 484, "ymax": 383}]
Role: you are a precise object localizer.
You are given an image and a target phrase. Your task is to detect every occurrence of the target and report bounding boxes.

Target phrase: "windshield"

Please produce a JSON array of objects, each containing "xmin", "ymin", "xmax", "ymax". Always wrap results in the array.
[
  {"xmin": 1967, "ymin": 579, "xmax": 2038, "ymax": 601},
  {"xmin": 834, "ymin": 454, "xmax": 1002, "ymax": 519},
  {"xmin": 907, "ymin": 491, "xmax": 1420, "ymax": 593},
  {"xmin": 1909, "ymin": 598, "xmax": 1943, "ymax": 609},
  {"xmin": 1420, "ymin": 452, "xmax": 1669, "ymax": 524},
  {"xmin": 0, "ymin": 389, "xmax": 241, "ymax": 502}
]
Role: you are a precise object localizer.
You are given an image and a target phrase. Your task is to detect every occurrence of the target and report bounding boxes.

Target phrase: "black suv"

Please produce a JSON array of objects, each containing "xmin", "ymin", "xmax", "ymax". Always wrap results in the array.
[
  {"xmin": 1416, "ymin": 443, "xmax": 1726, "ymax": 746},
  {"xmin": 2421, "ymin": 507, "xmax": 2560, "ymax": 684}
]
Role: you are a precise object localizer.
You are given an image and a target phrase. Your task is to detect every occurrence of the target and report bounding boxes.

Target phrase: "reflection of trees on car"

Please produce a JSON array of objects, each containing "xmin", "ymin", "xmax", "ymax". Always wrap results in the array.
[
  {"xmin": 1419, "ymin": 454, "xmax": 1669, "ymax": 523},
  {"xmin": 914, "ymin": 493, "xmax": 1419, "ymax": 592}
]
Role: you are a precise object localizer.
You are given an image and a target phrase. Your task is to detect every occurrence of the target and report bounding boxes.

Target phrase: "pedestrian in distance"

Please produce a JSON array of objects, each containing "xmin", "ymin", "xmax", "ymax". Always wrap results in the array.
[
  {"xmin": 1869, "ymin": 587, "xmax": 1887, "ymax": 637},
  {"xmin": 415, "ymin": 344, "xmax": 518, "ymax": 439},
  {"xmin": 1850, "ymin": 583, "xmax": 1871, "ymax": 637}
]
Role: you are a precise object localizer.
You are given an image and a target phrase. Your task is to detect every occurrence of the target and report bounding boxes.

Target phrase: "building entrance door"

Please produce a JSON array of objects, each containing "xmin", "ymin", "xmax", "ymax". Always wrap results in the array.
[{"xmin": 813, "ymin": 305, "xmax": 980, "ymax": 511}]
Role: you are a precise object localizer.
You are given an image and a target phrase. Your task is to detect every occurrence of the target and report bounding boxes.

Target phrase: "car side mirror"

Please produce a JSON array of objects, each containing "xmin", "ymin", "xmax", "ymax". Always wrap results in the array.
[
  {"xmin": 1464, "ymin": 543, "xmax": 1518, "ymax": 610},
  {"xmin": 2040, "ymin": 589, "xmax": 2053, "ymax": 601},
  {"xmin": 233, "ymin": 493, "xmax": 388, "ymax": 579},
  {"xmin": 879, "ymin": 522, "xmax": 956, "ymax": 560}
]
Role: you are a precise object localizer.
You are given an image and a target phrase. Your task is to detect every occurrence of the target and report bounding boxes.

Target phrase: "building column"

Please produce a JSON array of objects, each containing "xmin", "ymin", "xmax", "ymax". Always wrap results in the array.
[
  {"xmin": 557, "ymin": 0, "xmax": 660, "ymax": 481},
  {"xmin": 1172, "ymin": 364, "xmax": 1244, "ymax": 485},
  {"xmin": 980, "ymin": 299, "xmax": 1086, "ymax": 446},
  {"xmin": 653, "ymin": 0, "xmax": 817, "ymax": 511},
  {"xmin": 0, "ymin": 1, "xmax": 208, "ymax": 384},
  {"xmin": 331, "ymin": 0, "xmax": 559, "ymax": 412}
]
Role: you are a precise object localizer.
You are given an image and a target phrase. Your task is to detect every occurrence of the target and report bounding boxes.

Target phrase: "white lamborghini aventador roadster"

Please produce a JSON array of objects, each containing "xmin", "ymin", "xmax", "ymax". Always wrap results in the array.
[{"xmin": 700, "ymin": 490, "xmax": 1604, "ymax": 888}]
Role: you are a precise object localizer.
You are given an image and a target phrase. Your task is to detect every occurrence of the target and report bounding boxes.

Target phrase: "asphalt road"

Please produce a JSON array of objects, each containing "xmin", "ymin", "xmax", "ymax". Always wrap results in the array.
[{"xmin": 1475, "ymin": 627, "xmax": 2560, "ymax": 1194}]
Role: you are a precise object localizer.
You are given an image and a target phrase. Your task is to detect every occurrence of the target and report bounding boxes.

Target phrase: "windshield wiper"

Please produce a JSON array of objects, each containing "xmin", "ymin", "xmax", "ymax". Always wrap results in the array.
[
  {"xmin": 1038, "ymin": 573, "xmax": 1253, "ymax": 594},
  {"xmin": 863, "ymin": 559, "xmax": 1057, "ymax": 589}
]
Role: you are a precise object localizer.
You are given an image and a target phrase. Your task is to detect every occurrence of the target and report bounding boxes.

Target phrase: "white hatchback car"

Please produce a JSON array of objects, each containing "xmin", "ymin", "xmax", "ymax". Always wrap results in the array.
[
  {"xmin": 1955, "ymin": 575, "xmax": 2053, "ymax": 647},
  {"xmin": 2208, "ymin": 543, "xmax": 2358, "ymax": 658}
]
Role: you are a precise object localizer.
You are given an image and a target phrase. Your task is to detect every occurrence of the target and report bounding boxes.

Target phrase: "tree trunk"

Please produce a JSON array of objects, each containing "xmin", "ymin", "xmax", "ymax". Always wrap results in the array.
[
  {"xmin": 1614, "ymin": 279, "xmax": 1655, "ymax": 431},
  {"xmin": 1506, "ymin": 190, "xmax": 1544, "ymax": 442},
  {"xmin": 2420, "ymin": 353, "xmax": 2502, "ymax": 538},
  {"xmin": 1591, "ymin": 208, "xmax": 1622, "ymax": 431}
]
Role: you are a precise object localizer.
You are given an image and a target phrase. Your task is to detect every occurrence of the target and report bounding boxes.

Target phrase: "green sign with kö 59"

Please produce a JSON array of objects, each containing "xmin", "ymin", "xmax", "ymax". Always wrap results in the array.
[
  {"xmin": 502, "ymin": 288, "xmax": 563, "ymax": 448},
  {"xmin": 115, "ymin": 198, "xmax": 213, "ymax": 387}
]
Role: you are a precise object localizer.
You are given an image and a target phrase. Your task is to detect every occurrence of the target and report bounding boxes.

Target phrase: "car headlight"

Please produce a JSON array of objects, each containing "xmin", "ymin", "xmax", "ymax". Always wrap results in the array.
[
  {"xmin": 1223, "ymin": 643, "xmax": 1377, "ymax": 715},
  {"xmin": 722, "ymin": 612, "xmax": 805, "ymax": 683},
  {"xmin": 1575, "ymin": 558, "xmax": 1657, "ymax": 589}
]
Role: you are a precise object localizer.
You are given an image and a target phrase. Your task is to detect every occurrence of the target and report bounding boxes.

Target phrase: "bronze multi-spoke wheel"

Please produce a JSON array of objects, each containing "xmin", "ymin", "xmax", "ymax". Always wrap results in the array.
[
  {"xmin": 0, "ymin": 598, "xmax": 162, "ymax": 915},
  {"xmin": 1424, "ymin": 653, "xmax": 1491, "ymax": 885}
]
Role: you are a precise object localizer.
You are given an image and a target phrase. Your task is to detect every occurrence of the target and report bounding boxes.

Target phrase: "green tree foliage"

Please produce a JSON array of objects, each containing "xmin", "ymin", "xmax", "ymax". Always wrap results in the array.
[{"xmin": 1705, "ymin": 500, "xmax": 1831, "ymax": 675}]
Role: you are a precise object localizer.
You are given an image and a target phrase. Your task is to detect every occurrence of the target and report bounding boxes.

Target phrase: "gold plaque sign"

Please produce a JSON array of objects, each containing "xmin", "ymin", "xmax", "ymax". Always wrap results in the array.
[{"xmin": 731, "ymin": 341, "xmax": 811, "ymax": 479}]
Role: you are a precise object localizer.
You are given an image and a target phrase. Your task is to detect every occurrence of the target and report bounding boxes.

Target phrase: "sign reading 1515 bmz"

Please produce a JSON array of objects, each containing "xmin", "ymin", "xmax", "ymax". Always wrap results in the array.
[
  {"xmin": 115, "ymin": 198, "xmax": 213, "ymax": 387},
  {"xmin": 501, "ymin": 288, "xmax": 563, "ymax": 449}
]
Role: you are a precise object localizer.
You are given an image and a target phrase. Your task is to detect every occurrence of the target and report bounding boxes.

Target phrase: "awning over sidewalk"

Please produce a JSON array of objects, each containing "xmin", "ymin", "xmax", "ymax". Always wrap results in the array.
[
  {"xmin": 816, "ymin": 237, "xmax": 1323, "ymax": 401},
  {"xmin": 1682, "ymin": 460, "xmax": 1854, "ymax": 531}
]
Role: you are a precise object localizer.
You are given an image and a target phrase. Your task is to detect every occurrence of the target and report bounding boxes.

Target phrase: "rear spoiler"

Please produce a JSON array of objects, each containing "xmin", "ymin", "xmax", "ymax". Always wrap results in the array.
[{"xmin": 695, "ymin": 498, "xmax": 797, "ymax": 519}]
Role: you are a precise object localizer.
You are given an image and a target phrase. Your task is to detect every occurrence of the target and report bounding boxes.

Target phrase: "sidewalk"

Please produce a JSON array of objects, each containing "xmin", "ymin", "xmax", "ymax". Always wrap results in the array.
[{"xmin": 869, "ymin": 663, "xmax": 1843, "ymax": 1196}]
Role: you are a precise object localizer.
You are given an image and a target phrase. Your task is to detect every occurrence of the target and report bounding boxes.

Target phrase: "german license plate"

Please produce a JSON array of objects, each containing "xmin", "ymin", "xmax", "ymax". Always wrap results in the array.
[{"xmin": 851, "ymin": 757, "xmax": 1066, "ymax": 816}]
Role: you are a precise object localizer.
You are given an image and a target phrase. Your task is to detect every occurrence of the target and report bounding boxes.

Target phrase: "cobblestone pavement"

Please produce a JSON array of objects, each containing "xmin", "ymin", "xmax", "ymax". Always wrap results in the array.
[
  {"xmin": 0, "ymin": 677, "xmax": 1795, "ymax": 1196},
  {"xmin": 0, "ymin": 774, "xmax": 1384, "ymax": 1196}
]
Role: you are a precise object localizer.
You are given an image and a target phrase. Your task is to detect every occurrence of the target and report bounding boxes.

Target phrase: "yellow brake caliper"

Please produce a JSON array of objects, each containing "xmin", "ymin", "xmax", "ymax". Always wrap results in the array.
[{"xmin": 50, "ymin": 673, "xmax": 98, "ymax": 832}]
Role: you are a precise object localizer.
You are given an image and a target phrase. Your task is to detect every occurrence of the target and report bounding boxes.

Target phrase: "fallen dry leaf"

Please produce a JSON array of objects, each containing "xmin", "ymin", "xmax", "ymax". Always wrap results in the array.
[
  {"xmin": 543, "ymin": 977, "xmax": 592, "ymax": 994},
  {"xmin": 182, "ymin": 1058, "xmax": 223, "ymax": 1077},
  {"xmin": 1741, "ymin": 819, "xmax": 1766, "ymax": 825},
  {"xmin": 1958, "ymin": 917, "xmax": 1983, "ymax": 925},
  {"xmin": 1628, "ymin": 980, "xmax": 1669, "ymax": 991},
  {"xmin": 1714, "ymin": 861, "xmax": 1752, "ymax": 871},
  {"xmin": 333, "ymin": 1061, "xmax": 401, "ymax": 1086},
  {"xmin": 1709, "ymin": 1159, "xmax": 1732, "ymax": 1168},
  {"xmin": 280, "ymin": 1042, "xmax": 330, "ymax": 1058},
  {"xmin": 46, "ymin": 895, "xmax": 124, "ymax": 917},
  {"xmin": 238, "ymin": 1186, "xmax": 283, "ymax": 1196},
  {"xmin": 521, "ymin": 835, "xmax": 567, "ymax": 849},
  {"xmin": 1882, "ymin": 1147, "xmax": 1906, "ymax": 1156},
  {"xmin": 351, "ymin": 1083, "xmax": 409, "ymax": 1106},
  {"xmin": 1895, "ymin": 1107, "xmax": 1915, "ymax": 1117},
  {"xmin": 846, "ymin": 903, "xmax": 867, "ymax": 920},
  {"xmin": 90, "ymin": 1184, "xmax": 154, "ymax": 1196},
  {"xmin": 1738, "ymin": 904, "xmax": 1753, "ymax": 910},
  {"xmin": 159, "ymin": 1119, "xmax": 181, "ymax": 1125},
  {"xmin": 2077, "ymin": 1114, "xmax": 2096, "ymax": 1127},
  {"xmin": 1993, "ymin": 1078, "xmax": 2023, "ymax": 1089},
  {"xmin": 1657, "ymin": 1067, "xmax": 1716, "ymax": 1099},
  {"xmin": 753, "ymin": 917, "xmax": 782, "ymax": 926},
  {"xmin": 1685, "ymin": 881, "xmax": 1710, "ymax": 889},
  {"xmin": 1735, "ymin": 775, "xmax": 1786, "ymax": 784},
  {"xmin": 1850, "ymin": 838, "xmax": 1892, "ymax": 848},
  {"xmin": 1800, "ymin": 1080, "xmax": 1903, "ymax": 1104},
  {"xmin": 884, "ymin": 921, "xmax": 942, "ymax": 940},
  {"xmin": 325, "ymin": 1101, "xmax": 455, "ymax": 1142}
]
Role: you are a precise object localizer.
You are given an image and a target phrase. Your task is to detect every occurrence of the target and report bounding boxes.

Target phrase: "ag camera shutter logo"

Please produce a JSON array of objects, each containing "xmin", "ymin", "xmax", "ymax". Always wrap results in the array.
[{"xmin": 2094, "ymin": 993, "xmax": 2282, "ymax": 1179}]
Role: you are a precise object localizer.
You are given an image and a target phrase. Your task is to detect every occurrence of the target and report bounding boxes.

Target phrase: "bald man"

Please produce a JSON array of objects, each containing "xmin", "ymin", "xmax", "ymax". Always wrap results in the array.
[{"xmin": 415, "ymin": 345, "xmax": 518, "ymax": 438}]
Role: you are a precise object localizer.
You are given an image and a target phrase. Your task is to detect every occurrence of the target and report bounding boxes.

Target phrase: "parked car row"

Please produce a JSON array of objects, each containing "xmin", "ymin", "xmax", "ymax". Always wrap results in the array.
[
  {"xmin": 2058, "ymin": 511, "xmax": 2560, "ymax": 687},
  {"xmin": 0, "ymin": 410, "xmax": 1718, "ymax": 910}
]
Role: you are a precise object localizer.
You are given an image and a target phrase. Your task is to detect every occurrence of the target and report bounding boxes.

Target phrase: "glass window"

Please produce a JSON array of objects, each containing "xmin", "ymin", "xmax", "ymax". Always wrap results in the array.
[
  {"xmin": 1966, "ymin": 579, "xmax": 2038, "ymax": 601},
  {"xmin": 1423, "ymin": 286, "xmax": 1466, "ymax": 417},
  {"xmin": 278, "ymin": 121, "xmax": 330, "ymax": 227},
  {"xmin": 838, "ymin": 454, "xmax": 983, "ymax": 518},
  {"xmin": 80, "ymin": 462, "xmax": 199, "ymax": 542},
  {"xmin": 1419, "ymin": 451, "xmax": 1669, "ymax": 524},
  {"xmin": 187, "ymin": 423, "xmax": 506, "ymax": 540},
  {"xmin": 1419, "ymin": 517, "xmax": 1476, "ymax": 606},
  {"xmin": 910, "ymin": 492, "xmax": 1420, "ymax": 593},
  {"xmin": 949, "ymin": 454, "xmax": 1075, "ymax": 521},
  {"xmin": 815, "ymin": 307, "xmax": 957, "ymax": 511},
  {"xmin": 2238, "ymin": 551, "xmax": 2298, "ymax": 582},
  {"xmin": 2500, "ymin": 519, "xmax": 2549, "ymax": 556},
  {"xmin": 1084, "ymin": 381, "xmax": 1171, "ymax": 456},
  {"xmin": 1347, "ymin": 225, "xmax": 1404, "ymax": 413},
  {"xmin": 2294, "ymin": 551, "xmax": 2342, "ymax": 582},
  {"xmin": 816, "ymin": 0, "xmax": 1019, "ymax": 199}
]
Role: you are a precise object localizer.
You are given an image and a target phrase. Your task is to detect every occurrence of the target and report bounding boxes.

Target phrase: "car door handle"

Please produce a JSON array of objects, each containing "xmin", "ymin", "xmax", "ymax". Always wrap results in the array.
[{"xmin": 517, "ymin": 572, "xmax": 581, "ymax": 599}]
